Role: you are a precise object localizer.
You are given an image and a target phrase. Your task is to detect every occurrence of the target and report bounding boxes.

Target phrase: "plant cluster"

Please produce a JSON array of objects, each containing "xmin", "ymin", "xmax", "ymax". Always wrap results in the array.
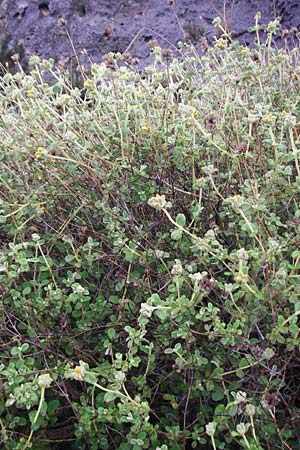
[{"xmin": 0, "ymin": 15, "xmax": 300, "ymax": 450}]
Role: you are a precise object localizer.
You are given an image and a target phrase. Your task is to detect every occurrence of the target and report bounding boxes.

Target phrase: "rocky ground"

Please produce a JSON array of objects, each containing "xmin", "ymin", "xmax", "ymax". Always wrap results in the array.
[{"xmin": 1, "ymin": 1, "xmax": 300, "ymax": 70}]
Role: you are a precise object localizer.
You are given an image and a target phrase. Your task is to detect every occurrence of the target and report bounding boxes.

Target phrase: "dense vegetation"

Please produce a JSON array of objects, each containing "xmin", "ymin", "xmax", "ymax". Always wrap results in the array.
[{"xmin": 0, "ymin": 16, "xmax": 300, "ymax": 450}]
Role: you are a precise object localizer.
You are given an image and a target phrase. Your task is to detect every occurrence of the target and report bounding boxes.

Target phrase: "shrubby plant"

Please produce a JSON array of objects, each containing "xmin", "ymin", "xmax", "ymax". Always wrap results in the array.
[{"xmin": 0, "ymin": 15, "xmax": 300, "ymax": 450}]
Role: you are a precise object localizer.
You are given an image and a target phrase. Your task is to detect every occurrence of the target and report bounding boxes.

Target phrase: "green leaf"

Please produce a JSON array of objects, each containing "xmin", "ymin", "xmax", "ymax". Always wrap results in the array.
[
  {"xmin": 104, "ymin": 392, "xmax": 117, "ymax": 402},
  {"xmin": 150, "ymin": 293, "xmax": 161, "ymax": 304},
  {"xmin": 212, "ymin": 389, "xmax": 224, "ymax": 401},
  {"xmin": 171, "ymin": 229, "xmax": 183, "ymax": 241},
  {"xmin": 5, "ymin": 398, "xmax": 16, "ymax": 407},
  {"xmin": 18, "ymin": 417, "xmax": 27, "ymax": 426},
  {"xmin": 72, "ymin": 309, "xmax": 82, "ymax": 318},
  {"xmin": 239, "ymin": 357, "xmax": 251, "ymax": 368},
  {"xmin": 211, "ymin": 368, "xmax": 224, "ymax": 377},
  {"xmin": 155, "ymin": 309, "xmax": 168, "ymax": 321},
  {"xmin": 31, "ymin": 416, "xmax": 43, "ymax": 431},
  {"xmin": 11, "ymin": 346, "xmax": 20, "ymax": 356},
  {"xmin": 21, "ymin": 343, "xmax": 29, "ymax": 352},
  {"xmin": 24, "ymin": 357, "xmax": 35, "ymax": 366},
  {"xmin": 40, "ymin": 400, "xmax": 48, "ymax": 417},
  {"xmin": 65, "ymin": 254, "xmax": 76, "ymax": 263},
  {"xmin": 47, "ymin": 400, "xmax": 60, "ymax": 415},
  {"xmin": 176, "ymin": 213, "xmax": 186, "ymax": 227},
  {"xmin": 84, "ymin": 372, "xmax": 97, "ymax": 384},
  {"xmin": 52, "ymin": 84, "xmax": 61, "ymax": 93},
  {"xmin": 164, "ymin": 348, "xmax": 173, "ymax": 354},
  {"xmin": 174, "ymin": 343, "xmax": 182, "ymax": 352},
  {"xmin": 227, "ymin": 404, "xmax": 238, "ymax": 417},
  {"xmin": 236, "ymin": 369, "xmax": 244, "ymax": 378},
  {"xmin": 289, "ymin": 324, "xmax": 299, "ymax": 335},
  {"xmin": 130, "ymin": 357, "xmax": 141, "ymax": 367},
  {"xmin": 22, "ymin": 286, "xmax": 32, "ymax": 296},
  {"xmin": 107, "ymin": 328, "xmax": 116, "ymax": 339},
  {"xmin": 29, "ymin": 410, "xmax": 44, "ymax": 429}
]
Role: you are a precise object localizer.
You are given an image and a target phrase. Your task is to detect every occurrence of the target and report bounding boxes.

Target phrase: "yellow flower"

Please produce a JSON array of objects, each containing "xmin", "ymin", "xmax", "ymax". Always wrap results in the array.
[
  {"xmin": 84, "ymin": 79, "xmax": 93, "ymax": 89},
  {"xmin": 262, "ymin": 113, "xmax": 276, "ymax": 124},
  {"xmin": 35, "ymin": 147, "xmax": 44, "ymax": 160},
  {"xmin": 135, "ymin": 91, "xmax": 143, "ymax": 100},
  {"xmin": 72, "ymin": 362, "xmax": 86, "ymax": 381},
  {"xmin": 215, "ymin": 38, "xmax": 227, "ymax": 49},
  {"xmin": 241, "ymin": 47, "xmax": 250, "ymax": 55},
  {"xmin": 229, "ymin": 195, "xmax": 245, "ymax": 208},
  {"xmin": 235, "ymin": 270, "xmax": 248, "ymax": 284},
  {"xmin": 37, "ymin": 204, "xmax": 45, "ymax": 214},
  {"xmin": 27, "ymin": 87, "xmax": 36, "ymax": 97},
  {"xmin": 148, "ymin": 194, "xmax": 167, "ymax": 210}
]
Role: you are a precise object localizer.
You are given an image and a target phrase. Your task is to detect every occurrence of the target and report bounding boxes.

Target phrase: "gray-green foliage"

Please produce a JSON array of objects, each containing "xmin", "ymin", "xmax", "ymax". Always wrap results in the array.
[{"xmin": 0, "ymin": 19, "xmax": 300, "ymax": 450}]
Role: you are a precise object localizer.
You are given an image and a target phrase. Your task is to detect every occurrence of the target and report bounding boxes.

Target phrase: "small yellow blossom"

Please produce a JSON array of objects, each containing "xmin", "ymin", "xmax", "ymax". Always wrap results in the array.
[
  {"xmin": 72, "ymin": 362, "xmax": 86, "ymax": 381},
  {"xmin": 229, "ymin": 194, "xmax": 245, "ymax": 208},
  {"xmin": 241, "ymin": 47, "xmax": 250, "ymax": 55},
  {"xmin": 235, "ymin": 270, "xmax": 248, "ymax": 284},
  {"xmin": 35, "ymin": 147, "xmax": 44, "ymax": 160},
  {"xmin": 148, "ymin": 194, "xmax": 168, "ymax": 210},
  {"xmin": 27, "ymin": 87, "xmax": 36, "ymax": 97},
  {"xmin": 215, "ymin": 38, "xmax": 228, "ymax": 49},
  {"xmin": 37, "ymin": 204, "xmax": 45, "ymax": 214},
  {"xmin": 262, "ymin": 113, "xmax": 276, "ymax": 124},
  {"xmin": 84, "ymin": 79, "xmax": 93, "ymax": 89},
  {"xmin": 135, "ymin": 91, "xmax": 143, "ymax": 100}
]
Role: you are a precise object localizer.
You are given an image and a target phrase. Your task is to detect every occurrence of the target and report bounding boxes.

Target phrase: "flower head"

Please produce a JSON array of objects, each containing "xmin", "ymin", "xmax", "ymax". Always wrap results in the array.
[
  {"xmin": 38, "ymin": 373, "xmax": 52, "ymax": 388},
  {"xmin": 237, "ymin": 248, "xmax": 249, "ymax": 261},
  {"xmin": 37, "ymin": 204, "xmax": 45, "ymax": 214},
  {"xmin": 268, "ymin": 239, "xmax": 279, "ymax": 251},
  {"xmin": 229, "ymin": 195, "xmax": 245, "ymax": 208},
  {"xmin": 205, "ymin": 421, "xmax": 216, "ymax": 436},
  {"xmin": 27, "ymin": 87, "xmax": 36, "ymax": 98},
  {"xmin": 148, "ymin": 194, "xmax": 170, "ymax": 211},
  {"xmin": 235, "ymin": 270, "xmax": 248, "ymax": 284},
  {"xmin": 235, "ymin": 391, "xmax": 247, "ymax": 404},
  {"xmin": 140, "ymin": 303, "xmax": 156, "ymax": 318},
  {"xmin": 262, "ymin": 113, "xmax": 276, "ymax": 124},
  {"xmin": 282, "ymin": 111, "xmax": 296, "ymax": 128},
  {"xmin": 72, "ymin": 361, "xmax": 86, "ymax": 381},
  {"xmin": 236, "ymin": 422, "xmax": 247, "ymax": 436},
  {"xmin": 245, "ymin": 403, "xmax": 255, "ymax": 416},
  {"xmin": 171, "ymin": 260, "xmax": 183, "ymax": 275},
  {"xmin": 32, "ymin": 233, "xmax": 41, "ymax": 242},
  {"xmin": 74, "ymin": 284, "xmax": 85, "ymax": 295},
  {"xmin": 215, "ymin": 38, "xmax": 228, "ymax": 49},
  {"xmin": 202, "ymin": 164, "xmax": 217, "ymax": 176},
  {"xmin": 35, "ymin": 147, "xmax": 44, "ymax": 160}
]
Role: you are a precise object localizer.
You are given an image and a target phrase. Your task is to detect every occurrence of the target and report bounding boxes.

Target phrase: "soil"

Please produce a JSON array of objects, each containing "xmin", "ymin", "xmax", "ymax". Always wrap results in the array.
[{"xmin": 1, "ymin": 1, "xmax": 300, "ymax": 69}]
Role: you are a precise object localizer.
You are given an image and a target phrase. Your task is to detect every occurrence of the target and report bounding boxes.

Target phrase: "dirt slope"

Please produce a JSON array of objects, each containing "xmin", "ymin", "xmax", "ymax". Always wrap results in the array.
[{"xmin": 1, "ymin": 0, "xmax": 300, "ymax": 69}]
